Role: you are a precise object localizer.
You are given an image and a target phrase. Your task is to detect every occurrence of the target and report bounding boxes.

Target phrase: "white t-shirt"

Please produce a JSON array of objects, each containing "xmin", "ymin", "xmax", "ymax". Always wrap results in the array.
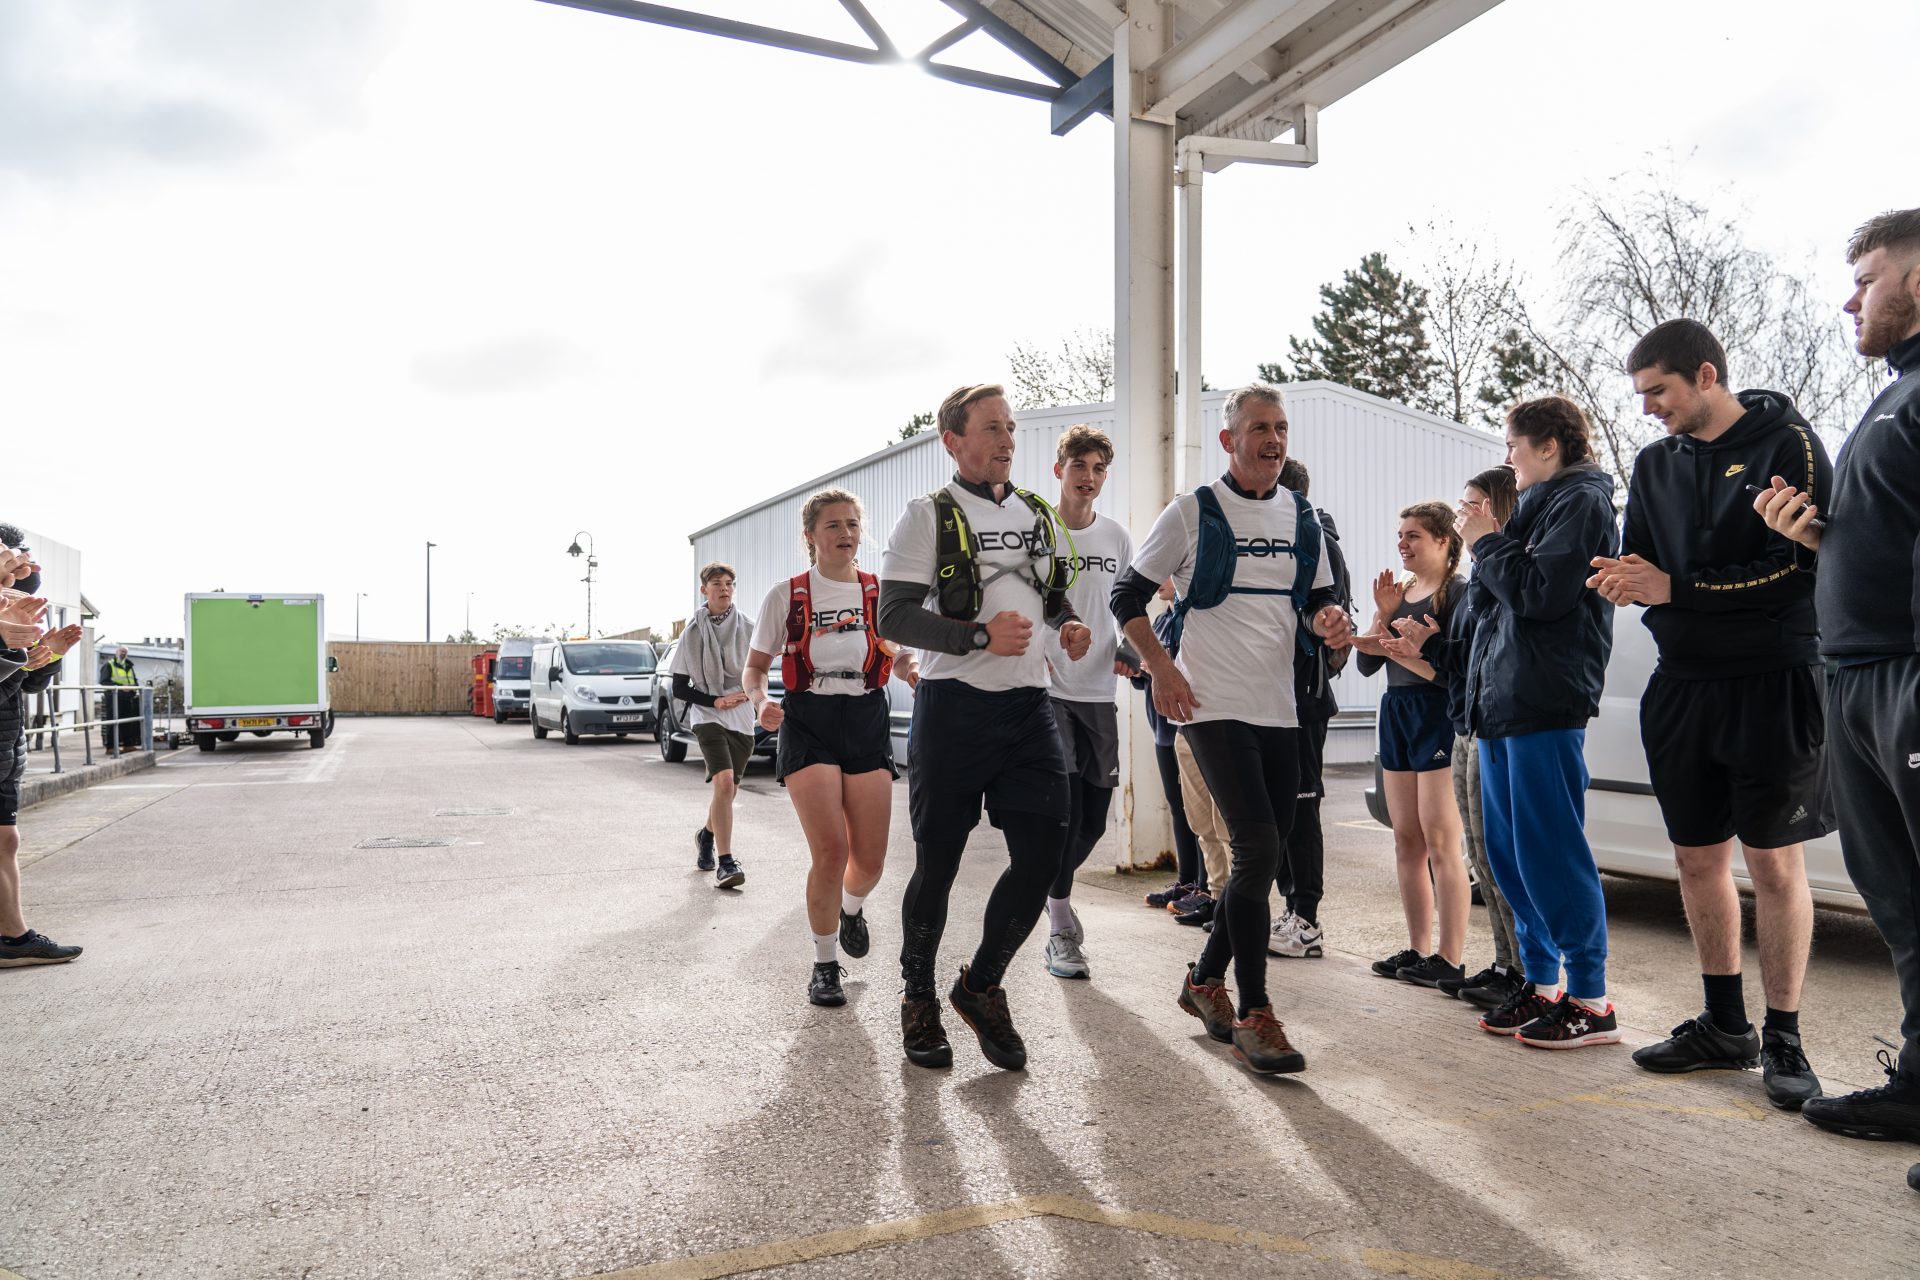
[
  {"xmin": 1130, "ymin": 482, "xmax": 1334, "ymax": 728},
  {"xmin": 882, "ymin": 480, "xmax": 1060, "ymax": 693},
  {"xmin": 1044, "ymin": 512, "xmax": 1134, "ymax": 703},
  {"xmin": 749, "ymin": 570, "xmax": 875, "ymax": 698},
  {"xmin": 669, "ymin": 620, "xmax": 756, "ymax": 734}
]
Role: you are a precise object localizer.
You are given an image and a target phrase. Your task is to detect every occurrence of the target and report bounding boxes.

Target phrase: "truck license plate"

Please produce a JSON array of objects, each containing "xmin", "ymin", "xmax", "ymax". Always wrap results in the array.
[
  {"xmin": 612, "ymin": 714, "xmax": 642, "ymax": 724},
  {"xmin": 237, "ymin": 717, "xmax": 276, "ymax": 728}
]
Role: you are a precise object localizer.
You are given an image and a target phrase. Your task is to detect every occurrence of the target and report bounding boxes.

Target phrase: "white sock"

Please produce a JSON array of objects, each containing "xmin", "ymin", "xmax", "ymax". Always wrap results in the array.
[
  {"xmin": 1538, "ymin": 984, "xmax": 1563, "ymax": 1003},
  {"xmin": 840, "ymin": 888, "xmax": 867, "ymax": 917},
  {"xmin": 1572, "ymin": 994, "xmax": 1610, "ymax": 1013},
  {"xmin": 811, "ymin": 931, "xmax": 838, "ymax": 964},
  {"xmin": 1046, "ymin": 895, "xmax": 1074, "ymax": 934}
]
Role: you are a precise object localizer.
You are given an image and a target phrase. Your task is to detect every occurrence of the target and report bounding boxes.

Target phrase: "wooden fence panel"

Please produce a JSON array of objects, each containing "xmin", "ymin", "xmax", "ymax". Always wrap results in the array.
[{"xmin": 326, "ymin": 642, "xmax": 492, "ymax": 715}]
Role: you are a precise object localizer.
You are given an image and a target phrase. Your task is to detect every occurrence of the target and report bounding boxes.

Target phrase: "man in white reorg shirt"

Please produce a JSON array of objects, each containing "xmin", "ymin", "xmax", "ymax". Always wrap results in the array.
[
  {"xmin": 878, "ymin": 383, "xmax": 1092, "ymax": 1073},
  {"xmin": 1112, "ymin": 383, "xmax": 1354, "ymax": 1076}
]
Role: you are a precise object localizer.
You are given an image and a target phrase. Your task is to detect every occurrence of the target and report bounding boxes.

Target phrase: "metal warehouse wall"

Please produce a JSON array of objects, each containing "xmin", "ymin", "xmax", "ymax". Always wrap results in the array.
[{"xmin": 688, "ymin": 383, "xmax": 1504, "ymax": 749}]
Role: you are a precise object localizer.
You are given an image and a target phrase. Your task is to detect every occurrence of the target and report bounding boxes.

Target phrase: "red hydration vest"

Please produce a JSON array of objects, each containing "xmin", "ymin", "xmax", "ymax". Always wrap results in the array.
[{"xmin": 780, "ymin": 570, "xmax": 893, "ymax": 693}]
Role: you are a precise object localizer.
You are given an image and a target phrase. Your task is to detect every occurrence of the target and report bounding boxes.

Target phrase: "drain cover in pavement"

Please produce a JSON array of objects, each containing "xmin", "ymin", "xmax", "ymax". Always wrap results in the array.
[
  {"xmin": 356, "ymin": 836, "xmax": 457, "ymax": 849},
  {"xmin": 433, "ymin": 807, "xmax": 514, "ymax": 817}
]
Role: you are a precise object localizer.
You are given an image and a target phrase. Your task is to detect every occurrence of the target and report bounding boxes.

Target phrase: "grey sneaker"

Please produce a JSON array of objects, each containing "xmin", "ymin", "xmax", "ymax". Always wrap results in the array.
[
  {"xmin": 1044, "ymin": 908, "xmax": 1089, "ymax": 979},
  {"xmin": 1269, "ymin": 914, "xmax": 1324, "ymax": 958},
  {"xmin": 1761, "ymin": 1028, "xmax": 1823, "ymax": 1110},
  {"xmin": 0, "ymin": 930, "xmax": 82, "ymax": 967}
]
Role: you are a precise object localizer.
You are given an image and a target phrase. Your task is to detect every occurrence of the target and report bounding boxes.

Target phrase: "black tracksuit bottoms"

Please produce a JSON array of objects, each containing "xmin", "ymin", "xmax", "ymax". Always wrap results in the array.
[
  {"xmin": 1830, "ymin": 655, "xmax": 1920, "ymax": 1078},
  {"xmin": 1181, "ymin": 719, "xmax": 1300, "ymax": 1014}
]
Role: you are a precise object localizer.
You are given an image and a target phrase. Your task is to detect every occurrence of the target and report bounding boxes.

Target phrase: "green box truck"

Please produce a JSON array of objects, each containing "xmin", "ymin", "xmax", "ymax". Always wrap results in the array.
[{"xmin": 184, "ymin": 593, "xmax": 334, "ymax": 751}]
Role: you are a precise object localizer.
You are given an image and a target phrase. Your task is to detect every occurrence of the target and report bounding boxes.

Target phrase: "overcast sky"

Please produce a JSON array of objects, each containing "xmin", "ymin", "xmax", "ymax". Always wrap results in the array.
[{"xmin": 1, "ymin": 0, "xmax": 1912, "ymax": 643}]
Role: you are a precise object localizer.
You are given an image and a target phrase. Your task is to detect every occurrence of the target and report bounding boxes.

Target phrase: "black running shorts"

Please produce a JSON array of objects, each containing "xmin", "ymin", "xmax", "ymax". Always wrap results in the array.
[
  {"xmin": 907, "ymin": 679, "xmax": 1068, "ymax": 842},
  {"xmin": 1640, "ymin": 664, "xmax": 1835, "ymax": 849},
  {"xmin": 1378, "ymin": 684, "xmax": 1453, "ymax": 773},
  {"xmin": 775, "ymin": 688, "xmax": 896, "ymax": 784},
  {"xmin": 1050, "ymin": 697, "xmax": 1120, "ymax": 788}
]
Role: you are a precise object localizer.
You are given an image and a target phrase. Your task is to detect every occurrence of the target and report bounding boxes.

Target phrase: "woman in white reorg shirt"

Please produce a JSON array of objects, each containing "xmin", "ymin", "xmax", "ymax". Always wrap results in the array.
[{"xmin": 745, "ymin": 489, "xmax": 917, "ymax": 1010}]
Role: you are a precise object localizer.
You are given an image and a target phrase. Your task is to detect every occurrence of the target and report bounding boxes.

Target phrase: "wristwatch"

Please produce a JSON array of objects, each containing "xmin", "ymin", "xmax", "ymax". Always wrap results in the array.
[{"xmin": 969, "ymin": 623, "xmax": 991, "ymax": 651}]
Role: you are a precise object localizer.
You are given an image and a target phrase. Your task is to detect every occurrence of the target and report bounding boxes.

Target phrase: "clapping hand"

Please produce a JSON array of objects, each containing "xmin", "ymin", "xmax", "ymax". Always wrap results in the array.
[
  {"xmin": 1370, "ymin": 569, "xmax": 1405, "ymax": 617},
  {"xmin": 1383, "ymin": 613, "xmax": 1439, "ymax": 661},
  {"xmin": 26, "ymin": 624, "xmax": 83, "ymax": 669},
  {"xmin": 0, "ymin": 546, "xmax": 36, "ymax": 590},
  {"xmin": 0, "ymin": 593, "xmax": 47, "ymax": 650},
  {"xmin": 1457, "ymin": 498, "xmax": 1499, "ymax": 546}
]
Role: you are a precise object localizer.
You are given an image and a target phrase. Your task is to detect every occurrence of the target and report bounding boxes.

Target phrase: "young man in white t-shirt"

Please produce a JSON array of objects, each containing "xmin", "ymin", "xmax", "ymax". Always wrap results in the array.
[
  {"xmin": 878, "ymin": 383, "xmax": 1092, "ymax": 1072},
  {"xmin": 1113, "ymin": 384, "xmax": 1354, "ymax": 1076},
  {"xmin": 1039, "ymin": 425, "xmax": 1136, "ymax": 981},
  {"xmin": 672, "ymin": 563, "xmax": 757, "ymax": 889}
]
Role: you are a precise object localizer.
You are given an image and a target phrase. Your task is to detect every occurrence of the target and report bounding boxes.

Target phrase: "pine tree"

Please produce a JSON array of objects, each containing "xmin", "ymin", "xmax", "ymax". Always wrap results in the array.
[{"xmin": 1270, "ymin": 253, "xmax": 1438, "ymax": 408}]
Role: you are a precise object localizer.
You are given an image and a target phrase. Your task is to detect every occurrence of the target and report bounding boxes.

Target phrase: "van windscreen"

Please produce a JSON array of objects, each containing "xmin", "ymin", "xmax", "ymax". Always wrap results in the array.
[
  {"xmin": 562, "ymin": 644, "xmax": 656, "ymax": 675},
  {"xmin": 497, "ymin": 656, "xmax": 531, "ymax": 680}
]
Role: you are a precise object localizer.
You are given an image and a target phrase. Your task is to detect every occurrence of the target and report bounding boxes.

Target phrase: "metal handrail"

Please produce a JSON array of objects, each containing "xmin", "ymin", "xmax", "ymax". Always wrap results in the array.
[{"xmin": 22, "ymin": 681, "xmax": 154, "ymax": 775}]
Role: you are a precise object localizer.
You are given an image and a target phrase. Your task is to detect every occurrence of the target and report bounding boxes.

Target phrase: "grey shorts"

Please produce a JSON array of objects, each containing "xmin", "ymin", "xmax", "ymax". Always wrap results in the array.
[
  {"xmin": 1051, "ymin": 698, "xmax": 1120, "ymax": 788},
  {"xmin": 692, "ymin": 722, "xmax": 754, "ymax": 782}
]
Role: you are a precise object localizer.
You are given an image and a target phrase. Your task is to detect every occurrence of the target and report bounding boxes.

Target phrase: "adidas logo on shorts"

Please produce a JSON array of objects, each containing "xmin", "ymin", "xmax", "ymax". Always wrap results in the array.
[{"xmin": 1433, "ymin": 749, "xmax": 1449, "ymax": 762}]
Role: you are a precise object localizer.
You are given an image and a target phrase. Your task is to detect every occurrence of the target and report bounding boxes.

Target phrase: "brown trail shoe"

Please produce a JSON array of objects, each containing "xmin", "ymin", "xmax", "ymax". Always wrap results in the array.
[
  {"xmin": 901, "ymin": 995, "xmax": 952, "ymax": 1069},
  {"xmin": 948, "ymin": 967, "xmax": 1027, "ymax": 1071},
  {"xmin": 1178, "ymin": 963, "xmax": 1235, "ymax": 1043},
  {"xmin": 1231, "ymin": 1005, "xmax": 1306, "ymax": 1074}
]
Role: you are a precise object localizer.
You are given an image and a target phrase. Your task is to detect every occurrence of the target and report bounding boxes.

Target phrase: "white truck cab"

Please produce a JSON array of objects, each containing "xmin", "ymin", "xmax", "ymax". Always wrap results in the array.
[{"xmin": 491, "ymin": 635, "xmax": 547, "ymax": 723}]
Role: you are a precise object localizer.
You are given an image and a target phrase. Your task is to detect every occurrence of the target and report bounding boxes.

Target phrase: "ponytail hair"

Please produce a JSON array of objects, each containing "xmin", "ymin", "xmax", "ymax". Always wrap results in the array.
[{"xmin": 1399, "ymin": 500, "xmax": 1464, "ymax": 616}]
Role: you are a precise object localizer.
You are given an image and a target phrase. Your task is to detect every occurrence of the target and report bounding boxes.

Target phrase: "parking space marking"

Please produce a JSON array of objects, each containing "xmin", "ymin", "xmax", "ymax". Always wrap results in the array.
[
  {"xmin": 1437, "ymin": 1072, "xmax": 1772, "ymax": 1125},
  {"xmin": 586, "ymin": 1194, "xmax": 1527, "ymax": 1280}
]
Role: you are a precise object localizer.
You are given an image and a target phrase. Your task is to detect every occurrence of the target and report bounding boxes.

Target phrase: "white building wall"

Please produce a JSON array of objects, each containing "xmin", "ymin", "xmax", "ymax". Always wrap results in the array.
[
  {"xmin": 689, "ymin": 385, "xmax": 1503, "ymax": 751},
  {"xmin": 16, "ymin": 527, "xmax": 91, "ymax": 705}
]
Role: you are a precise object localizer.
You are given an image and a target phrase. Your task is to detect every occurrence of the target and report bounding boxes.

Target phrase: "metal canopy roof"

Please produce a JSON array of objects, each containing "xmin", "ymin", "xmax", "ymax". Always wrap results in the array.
[{"xmin": 534, "ymin": 1, "xmax": 1501, "ymax": 138}]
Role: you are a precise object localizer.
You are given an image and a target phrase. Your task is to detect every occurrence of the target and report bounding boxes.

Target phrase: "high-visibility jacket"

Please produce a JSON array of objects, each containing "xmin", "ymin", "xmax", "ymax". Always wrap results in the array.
[{"xmin": 105, "ymin": 658, "xmax": 137, "ymax": 687}]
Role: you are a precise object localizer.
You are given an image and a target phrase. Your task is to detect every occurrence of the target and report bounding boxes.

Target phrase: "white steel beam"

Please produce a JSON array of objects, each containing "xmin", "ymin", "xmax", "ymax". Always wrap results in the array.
[
  {"xmin": 1115, "ymin": 2, "xmax": 1176, "ymax": 871},
  {"xmin": 1142, "ymin": 0, "xmax": 1342, "ymax": 120},
  {"xmin": 1174, "ymin": 161, "xmax": 1204, "ymax": 497}
]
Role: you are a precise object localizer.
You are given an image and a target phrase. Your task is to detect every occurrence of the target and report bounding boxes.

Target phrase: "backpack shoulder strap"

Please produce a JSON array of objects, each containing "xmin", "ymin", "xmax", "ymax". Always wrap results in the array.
[
  {"xmin": 1290, "ymin": 492, "xmax": 1323, "ymax": 656},
  {"xmin": 930, "ymin": 489, "xmax": 981, "ymax": 620},
  {"xmin": 781, "ymin": 570, "xmax": 814, "ymax": 694},
  {"xmin": 1187, "ymin": 485, "xmax": 1237, "ymax": 610},
  {"xmin": 857, "ymin": 570, "xmax": 893, "ymax": 689},
  {"xmin": 1014, "ymin": 487, "xmax": 1074, "ymax": 617}
]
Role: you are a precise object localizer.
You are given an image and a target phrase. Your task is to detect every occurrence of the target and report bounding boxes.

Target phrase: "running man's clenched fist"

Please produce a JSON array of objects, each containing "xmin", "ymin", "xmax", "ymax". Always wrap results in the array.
[
  {"xmin": 984, "ymin": 610, "xmax": 1032, "ymax": 656},
  {"xmin": 1311, "ymin": 606, "xmax": 1355, "ymax": 650},
  {"xmin": 1059, "ymin": 620, "xmax": 1092, "ymax": 661}
]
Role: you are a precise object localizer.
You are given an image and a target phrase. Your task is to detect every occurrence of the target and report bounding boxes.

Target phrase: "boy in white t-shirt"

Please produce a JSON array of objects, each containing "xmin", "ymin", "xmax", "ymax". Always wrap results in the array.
[
  {"xmin": 1038, "ymin": 425, "xmax": 1136, "ymax": 982},
  {"xmin": 673, "ymin": 563, "xmax": 757, "ymax": 889},
  {"xmin": 1113, "ymin": 384, "xmax": 1353, "ymax": 1077}
]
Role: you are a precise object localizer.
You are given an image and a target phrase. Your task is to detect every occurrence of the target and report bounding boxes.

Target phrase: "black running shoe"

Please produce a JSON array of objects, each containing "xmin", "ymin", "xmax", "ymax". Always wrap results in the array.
[
  {"xmin": 1631, "ymin": 1013, "xmax": 1760, "ymax": 1073},
  {"xmin": 1514, "ymin": 995, "xmax": 1622, "ymax": 1049},
  {"xmin": 949, "ymin": 967, "xmax": 1027, "ymax": 1071},
  {"xmin": 1761, "ymin": 1028, "xmax": 1822, "ymax": 1110},
  {"xmin": 1371, "ymin": 948, "xmax": 1421, "ymax": 978},
  {"xmin": 694, "ymin": 826, "xmax": 715, "ymax": 872},
  {"xmin": 808, "ymin": 961, "xmax": 847, "ymax": 1007},
  {"xmin": 0, "ymin": 929, "xmax": 82, "ymax": 967},
  {"xmin": 838, "ymin": 908, "xmax": 869, "ymax": 959},
  {"xmin": 714, "ymin": 855, "xmax": 745, "ymax": 889},
  {"xmin": 1909, "ymin": 1163, "xmax": 1920, "ymax": 1193},
  {"xmin": 1173, "ymin": 898, "xmax": 1216, "ymax": 927},
  {"xmin": 1177, "ymin": 962, "xmax": 1235, "ymax": 1043},
  {"xmin": 1147, "ymin": 880, "xmax": 1199, "ymax": 910},
  {"xmin": 1438, "ymin": 965, "xmax": 1495, "ymax": 999},
  {"xmin": 901, "ymin": 995, "xmax": 952, "ymax": 1068},
  {"xmin": 1458, "ymin": 965, "xmax": 1527, "ymax": 1011},
  {"xmin": 1801, "ymin": 1050, "xmax": 1920, "ymax": 1141},
  {"xmin": 1397, "ymin": 953, "xmax": 1465, "ymax": 989},
  {"xmin": 1478, "ymin": 982, "xmax": 1555, "ymax": 1036}
]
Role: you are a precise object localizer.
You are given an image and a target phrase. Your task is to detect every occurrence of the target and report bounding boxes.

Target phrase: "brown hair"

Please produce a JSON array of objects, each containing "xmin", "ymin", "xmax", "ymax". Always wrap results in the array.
[
  {"xmin": 800, "ymin": 488, "xmax": 863, "ymax": 565},
  {"xmin": 937, "ymin": 383, "xmax": 1006, "ymax": 437},
  {"xmin": 1847, "ymin": 208, "xmax": 1920, "ymax": 265},
  {"xmin": 1626, "ymin": 318, "xmax": 1729, "ymax": 386},
  {"xmin": 1399, "ymin": 500, "xmax": 1463, "ymax": 615},
  {"xmin": 1506, "ymin": 395, "xmax": 1592, "ymax": 466},
  {"xmin": 1055, "ymin": 424, "xmax": 1113, "ymax": 466},
  {"xmin": 697, "ymin": 562, "xmax": 735, "ymax": 586},
  {"xmin": 1278, "ymin": 457, "xmax": 1310, "ymax": 496},
  {"xmin": 1465, "ymin": 465, "xmax": 1518, "ymax": 526}
]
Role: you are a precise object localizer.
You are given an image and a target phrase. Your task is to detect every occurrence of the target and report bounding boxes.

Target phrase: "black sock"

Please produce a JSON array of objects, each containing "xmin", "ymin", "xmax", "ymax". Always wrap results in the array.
[
  {"xmin": 1702, "ymin": 973, "xmax": 1749, "ymax": 1033},
  {"xmin": 1763, "ymin": 1006, "xmax": 1799, "ymax": 1037}
]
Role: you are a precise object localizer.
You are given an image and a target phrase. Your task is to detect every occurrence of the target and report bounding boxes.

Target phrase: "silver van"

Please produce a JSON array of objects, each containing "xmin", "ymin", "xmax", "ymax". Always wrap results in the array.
[
  {"xmin": 491, "ymin": 635, "xmax": 549, "ymax": 723},
  {"xmin": 529, "ymin": 640, "xmax": 658, "ymax": 744}
]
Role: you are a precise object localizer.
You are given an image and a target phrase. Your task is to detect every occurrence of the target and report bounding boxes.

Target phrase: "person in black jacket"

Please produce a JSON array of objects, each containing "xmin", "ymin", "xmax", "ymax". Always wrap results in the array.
[
  {"xmin": 0, "ymin": 540, "xmax": 87, "ymax": 969},
  {"xmin": 1758, "ymin": 209, "xmax": 1920, "ymax": 1181},
  {"xmin": 1458, "ymin": 396, "xmax": 1622, "ymax": 1049},
  {"xmin": 1588, "ymin": 319, "xmax": 1831, "ymax": 1107}
]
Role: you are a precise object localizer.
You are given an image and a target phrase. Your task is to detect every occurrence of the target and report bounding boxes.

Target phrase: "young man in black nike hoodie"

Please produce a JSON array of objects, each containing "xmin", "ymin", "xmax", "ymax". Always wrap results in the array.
[
  {"xmin": 1758, "ymin": 210, "xmax": 1920, "ymax": 1181},
  {"xmin": 1589, "ymin": 319, "xmax": 1831, "ymax": 1108}
]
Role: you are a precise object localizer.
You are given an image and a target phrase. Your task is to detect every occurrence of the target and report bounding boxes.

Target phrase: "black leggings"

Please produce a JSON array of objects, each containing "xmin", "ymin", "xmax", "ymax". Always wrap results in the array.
[
  {"xmin": 1182, "ymin": 720, "xmax": 1301, "ymax": 1015},
  {"xmin": 1275, "ymin": 714, "xmax": 1331, "ymax": 923},
  {"xmin": 1155, "ymin": 740, "xmax": 1203, "ymax": 887},
  {"xmin": 1049, "ymin": 777, "xmax": 1115, "ymax": 898},
  {"xmin": 900, "ymin": 809, "xmax": 1065, "ymax": 999}
]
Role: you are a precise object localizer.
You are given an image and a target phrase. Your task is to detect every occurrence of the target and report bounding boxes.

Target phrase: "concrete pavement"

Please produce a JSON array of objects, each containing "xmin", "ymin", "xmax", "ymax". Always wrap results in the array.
[{"xmin": 1, "ymin": 717, "xmax": 1913, "ymax": 1279}]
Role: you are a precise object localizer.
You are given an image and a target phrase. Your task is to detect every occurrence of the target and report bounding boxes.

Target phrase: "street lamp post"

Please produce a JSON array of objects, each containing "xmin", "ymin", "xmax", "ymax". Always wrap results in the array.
[
  {"xmin": 466, "ymin": 592, "xmax": 474, "ymax": 639},
  {"xmin": 566, "ymin": 532, "xmax": 597, "ymax": 638},
  {"xmin": 425, "ymin": 541, "xmax": 437, "ymax": 642},
  {"xmin": 356, "ymin": 592, "xmax": 369, "ymax": 642}
]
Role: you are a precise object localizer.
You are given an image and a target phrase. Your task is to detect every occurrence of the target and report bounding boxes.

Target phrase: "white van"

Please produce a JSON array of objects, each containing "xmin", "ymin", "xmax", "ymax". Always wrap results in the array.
[
  {"xmin": 491, "ymin": 635, "xmax": 549, "ymax": 723},
  {"xmin": 529, "ymin": 640, "xmax": 659, "ymax": 744},
  {"xmin": 1367, "ymin": 614, "xmax": 1861, "ymax": 910}
]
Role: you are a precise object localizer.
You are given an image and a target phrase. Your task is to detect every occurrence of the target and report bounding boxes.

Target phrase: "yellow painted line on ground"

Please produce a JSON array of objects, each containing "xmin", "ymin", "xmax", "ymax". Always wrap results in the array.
[
  {"xmin": 1, "ymin": 1265, "xmax": 33, "ymax": 1280},
  {"xmin": 586, "ymin": 1194, "xmax": 1534, "ymax": 1280},
  {"xmin": 1437, "ymin": 1072, "xmax": 1772, "ymax": 1125}
]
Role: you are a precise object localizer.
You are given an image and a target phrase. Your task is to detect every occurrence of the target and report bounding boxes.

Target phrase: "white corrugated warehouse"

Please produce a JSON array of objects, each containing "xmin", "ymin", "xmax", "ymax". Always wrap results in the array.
[{"xmin": 688, "ymin": 381, "xmax": 1503, "ymax": 867}]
